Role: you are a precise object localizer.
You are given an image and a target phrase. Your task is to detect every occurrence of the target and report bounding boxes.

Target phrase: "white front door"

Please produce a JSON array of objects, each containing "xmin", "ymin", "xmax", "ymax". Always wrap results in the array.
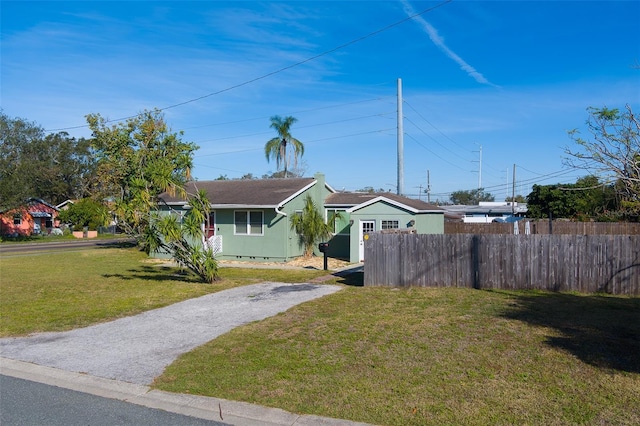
[{"xmin": 358, "ymin": 220, "xmax": 375, "ymax": 262}]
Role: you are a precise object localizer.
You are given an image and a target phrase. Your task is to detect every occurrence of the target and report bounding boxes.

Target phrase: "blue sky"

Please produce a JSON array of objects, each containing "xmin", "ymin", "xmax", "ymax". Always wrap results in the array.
[{"xmin": 2, "ymin": 1, "xmax": 639, "ymax": 202}]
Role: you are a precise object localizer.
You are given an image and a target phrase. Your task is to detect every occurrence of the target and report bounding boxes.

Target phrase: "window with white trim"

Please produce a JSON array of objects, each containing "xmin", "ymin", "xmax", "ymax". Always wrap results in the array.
[
  {"xmin": 168, "ymin": 210, "xmax": 183, "ymax": 224},
  {"xmin": 327, "ymin": 209, "xmax": 349, "ymax": 234},
  {"xmin": 381, "ymin": 220, "xmax": 399, "ymax": 230},
  {"xmin": 234, "ymin": 210, "xmax": 263, "ymax": 235},
  {"xmin": 13, "ymin": 214, "xmax": 21, "ymax": 225},
  {"xmin": 205, "ymin": 212, "xmax": 215, "ymax": 237}
]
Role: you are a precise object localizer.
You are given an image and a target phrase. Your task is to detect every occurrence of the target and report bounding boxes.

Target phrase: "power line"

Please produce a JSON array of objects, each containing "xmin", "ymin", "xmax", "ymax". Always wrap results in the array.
[
  {"xmin": 402, "ymin": 98, "xmax": 509, "ymax": 180},
  {"xmin": 194, "ymin": 111, "xmax": 394, "ymax": 146},
  {"xmin": 403, "ymin": 116, "xmax": 473, "ymax": 163},
  {"xmin": 427, "ymin": 167, "xmax": 584, "ymax": 198},
  {"xmin": 45, "ymin": 1, "xmax": 452, "ymax": 132},
  {"xmin": 196, "ymin": 128, "xmax": 395, "ymax": 158},
  {"xmin": 404, "ymin": 133, "xmax": 468, "ymax": 172},
  {"xmin": 181, "ymin": 96, "xmax": 394, "ymax": 131},
  {"xmin": 558, "ymin": 181, "xmax": 615, "ymax": 191},
  {"xmin": 403, "ymin": 99, "xmax": 470, "ymax": 154}
]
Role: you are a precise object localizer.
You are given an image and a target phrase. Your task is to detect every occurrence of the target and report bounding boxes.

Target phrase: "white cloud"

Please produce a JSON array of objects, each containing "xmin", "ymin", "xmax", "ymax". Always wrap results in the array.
[{"xmin": 400, "ymin": 0, "xmax": 498, "ymax": 88}]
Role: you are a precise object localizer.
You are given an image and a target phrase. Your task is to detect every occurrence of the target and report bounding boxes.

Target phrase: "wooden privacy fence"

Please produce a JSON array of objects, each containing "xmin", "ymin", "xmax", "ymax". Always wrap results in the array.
[
  {"xmin": 364, "ymin": 233, "xmax": 640, "ymax": 295},
  {"xmin": 445, "ymin": 221, "xmax": 640, "ymax": 235}
]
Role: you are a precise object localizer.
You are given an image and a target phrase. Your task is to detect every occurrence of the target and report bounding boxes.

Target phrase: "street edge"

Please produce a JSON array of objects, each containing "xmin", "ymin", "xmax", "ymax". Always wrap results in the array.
[{"xmin": 0, "ymin": 357, "xmax": 372, "ymax": 426}]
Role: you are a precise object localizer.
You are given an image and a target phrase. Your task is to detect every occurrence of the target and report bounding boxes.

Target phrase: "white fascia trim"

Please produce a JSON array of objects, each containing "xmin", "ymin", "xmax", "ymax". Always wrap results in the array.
[
  {"xmin": 216, "ymin": 204, "xmax": 287, "ymax": 217},
  {"xmin": 346, "ymin": 196, "xmax": 443, "ymax": 214},
  {"xmin": 211, "ymin": 204, "xmax": 277, "ymax": 209},
  {"xmin": 325, "ymin": 182, "xmax": 338, "ymax": 193},
  {"xmin": 163, "ymin": 201, "xmax": 189, "ymax": 209},
  {"xmin": 274, "ymin": 180, "xmax": 318, "ymax": 216},
  {"xmin": 346, "ymin": 196, "xmax": 418, "ymax": 213}
]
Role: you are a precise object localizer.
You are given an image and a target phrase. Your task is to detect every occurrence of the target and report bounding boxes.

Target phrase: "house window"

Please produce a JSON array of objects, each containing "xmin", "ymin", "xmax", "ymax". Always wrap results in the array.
[
  {"xmin": 45, "ymin": 218, "xmax": 53, "ymax": 228},
  {"xmin": 168, "ymin": 210, "xmax": 183, "ymax": 224},
  {"xmin": 327, "ymin": 209, "xmax": 349, "ymax": 234},
  {"xmin": 205, "ymin": 212, "xmax": 215, "ymax": 238},
  {"xmin": 381, "ymin": 220, "xmax": 399, "ymax": 230},
  {"xmin": 234, "ymin": 210, "xmax": 263, "ymax": 235},
  {"xmin": 13, "ymin": 214, "xmax": 21, "ymax": 225}
]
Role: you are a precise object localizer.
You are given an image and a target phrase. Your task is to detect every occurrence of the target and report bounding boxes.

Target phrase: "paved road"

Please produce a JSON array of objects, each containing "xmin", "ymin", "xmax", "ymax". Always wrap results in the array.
[
  {"xmin": 1, "ymin": 374, "xmax": 227, "ymax": 426},
  {"xmin": 0, "ymin": 282, "xmax": 342, "ymax": 384},
  {"xmin": 0, "ymin": 237, "xmax": 134, "ymax": 256},
  {"xmin": 1, "ymin": 359, "xmax": 371, "ymax": 426},
  {"xmin": 0, "ymin": 281, "xmax": 373, "ymax": 426}
]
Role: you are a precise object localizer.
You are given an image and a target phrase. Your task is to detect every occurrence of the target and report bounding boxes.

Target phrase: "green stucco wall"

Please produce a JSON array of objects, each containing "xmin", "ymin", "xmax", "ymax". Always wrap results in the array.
[
  {"xmin": 153, "ymin": 173, "xmax": 335, "ymax": 263},
  {"xmin": 347, "ymin": 201, "xmax": 444, "ymax": 263}
]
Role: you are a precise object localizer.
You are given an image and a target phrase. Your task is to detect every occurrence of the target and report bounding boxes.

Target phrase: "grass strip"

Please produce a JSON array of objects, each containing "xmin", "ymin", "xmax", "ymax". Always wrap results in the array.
[
  {"xmin": 0, "ymin": 248, "xmax": 330, "ymax": 336},
  {"xmin": 155, "ymin": 287, "xmax": 640, "ymax": 426}
]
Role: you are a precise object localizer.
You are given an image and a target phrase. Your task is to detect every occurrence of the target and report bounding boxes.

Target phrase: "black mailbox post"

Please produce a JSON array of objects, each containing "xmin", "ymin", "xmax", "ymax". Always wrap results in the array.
[{"xmin": 318, "ymin": 242, "xmax": 329, "ymax": 270}]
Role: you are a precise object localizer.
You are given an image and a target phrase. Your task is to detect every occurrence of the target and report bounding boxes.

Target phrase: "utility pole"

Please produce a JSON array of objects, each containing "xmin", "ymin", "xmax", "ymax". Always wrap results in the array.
[
  {"xmin": 397, "ymin": 78, "xmax": 404, "ymax": 196},
  {"xmin": 512, "ymin": 164, "xmax": 516, "ymax": 214},
  {"xmin": 505, "ymin": 168, "xmax": 509, "ymax": 200},
  {"xmin": 478, "ymin": 145, "xmax": 482, "ymax": 189},
  {"xmin": 427, "ymin": 170, "xmax": 431, "ymax": 203},
  {"xmin": 472, "ymin": 144, "xmax": 482, "ymax": 188}
]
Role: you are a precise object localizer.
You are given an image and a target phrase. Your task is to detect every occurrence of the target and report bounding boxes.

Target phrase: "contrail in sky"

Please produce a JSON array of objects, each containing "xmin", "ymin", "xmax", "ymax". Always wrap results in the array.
[{"xmin": 401, "ymin": 0, "xmax": 498, "ymax": 87}]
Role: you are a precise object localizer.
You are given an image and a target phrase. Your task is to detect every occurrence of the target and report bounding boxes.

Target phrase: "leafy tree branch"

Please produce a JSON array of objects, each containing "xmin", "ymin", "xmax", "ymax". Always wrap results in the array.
[{"xmin": 565, "ymin": 105, "xmax": 639, "ymax": 214}]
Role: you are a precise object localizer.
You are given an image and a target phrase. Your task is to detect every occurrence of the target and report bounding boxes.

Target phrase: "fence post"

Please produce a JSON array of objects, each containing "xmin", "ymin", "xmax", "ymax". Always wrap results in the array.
[{"xmin": 472, "ymin": 235, "xmax": 480, "ymax": 289}]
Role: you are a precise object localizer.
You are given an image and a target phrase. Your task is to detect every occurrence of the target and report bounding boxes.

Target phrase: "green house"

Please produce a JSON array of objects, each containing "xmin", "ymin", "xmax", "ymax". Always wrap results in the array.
[
  {"xmin": 156, "ymin": 173, "xmax": 444, "ymax": 263},
  {"xmin": 324, "ymin": 192, "xmax": 445, "ymax": 262}
]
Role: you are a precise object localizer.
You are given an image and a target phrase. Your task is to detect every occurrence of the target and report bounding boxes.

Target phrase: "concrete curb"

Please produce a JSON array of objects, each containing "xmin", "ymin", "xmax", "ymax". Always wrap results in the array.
[{"xmin": 0, "ymin": 358, "xmax": 373, "ymax": 426}]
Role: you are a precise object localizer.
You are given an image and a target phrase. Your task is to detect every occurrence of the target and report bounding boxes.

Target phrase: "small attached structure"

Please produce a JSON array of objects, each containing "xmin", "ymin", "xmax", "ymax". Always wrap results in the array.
[{"xmin": 324, "ymin": 192, "xmax": 444, "ymax": 262}]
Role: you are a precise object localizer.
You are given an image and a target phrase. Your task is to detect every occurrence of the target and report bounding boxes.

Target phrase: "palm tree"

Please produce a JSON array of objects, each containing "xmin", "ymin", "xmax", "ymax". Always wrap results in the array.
[
  {"xmin": 290, "ymin": 195, "xmax": 340, "ymax": 257},
  {"xmin": 264, "ymin": 115, "xmax": 304, "ymax": 178}
]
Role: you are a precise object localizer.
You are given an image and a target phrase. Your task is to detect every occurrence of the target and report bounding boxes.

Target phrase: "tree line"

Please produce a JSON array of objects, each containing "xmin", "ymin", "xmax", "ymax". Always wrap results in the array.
[
  {"xmin": 0, "ymin": 111, "xmax": 95, "ymax": 211},
  {"xmin": 441, "ymin": 106, "xmax": 639, "ymax": 221},
  {"xmin": 0, "ymin": 109, "xmax": 313, "ymax": 283},
  {"xmin": 1, "ymin": 104, "xmax": 637, "ymax": 280}
]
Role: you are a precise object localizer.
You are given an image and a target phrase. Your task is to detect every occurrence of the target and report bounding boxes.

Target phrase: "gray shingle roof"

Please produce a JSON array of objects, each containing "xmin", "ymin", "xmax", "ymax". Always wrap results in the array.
[
  {"xmin": 159, "ymin": 178, "xmax": 316, "ymax": 206},
  {"xmin": 325, "ymin": 192, "xmax": 442, "ymax": 212},
  {"xmin": 160, "ymin": 179, "xmax": 444, "ymax": 213}
]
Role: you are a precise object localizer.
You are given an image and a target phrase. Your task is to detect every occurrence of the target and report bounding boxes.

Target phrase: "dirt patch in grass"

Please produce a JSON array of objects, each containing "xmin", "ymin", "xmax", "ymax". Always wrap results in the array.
[{"xmin": 219, "ymin": 255, "xmax": 352, "ymax": 271}]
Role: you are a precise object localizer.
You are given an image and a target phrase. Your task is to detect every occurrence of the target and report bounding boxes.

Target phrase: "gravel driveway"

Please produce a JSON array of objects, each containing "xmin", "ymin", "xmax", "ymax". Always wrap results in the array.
[{"xmin": 0, "ymin": 282, "xmax": 341, "ymax": 385}]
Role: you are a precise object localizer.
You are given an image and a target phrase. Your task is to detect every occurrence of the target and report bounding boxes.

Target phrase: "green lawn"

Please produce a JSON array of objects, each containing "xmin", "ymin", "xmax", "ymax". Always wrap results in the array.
[
  {"xmin": 0, "ymin": 247, "xmax": 330, "ymax": 336},
  {"xmin": 1, "ymin": 248, "xmax": 638, "ymax": 425},
  {"xmin": 154, "ymin": 288, "xmax": 640, "ymax": 425}
]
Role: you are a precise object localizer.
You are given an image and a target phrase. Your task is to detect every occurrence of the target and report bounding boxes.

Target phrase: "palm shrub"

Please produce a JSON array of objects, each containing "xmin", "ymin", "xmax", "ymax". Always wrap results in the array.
[
  {"xmin": 290, "ymin": 195, "xmax": 339, "ymax": 258},
  {"xmin": 147, "ymin": 189, "xmax": 219, "ymax": 283}
]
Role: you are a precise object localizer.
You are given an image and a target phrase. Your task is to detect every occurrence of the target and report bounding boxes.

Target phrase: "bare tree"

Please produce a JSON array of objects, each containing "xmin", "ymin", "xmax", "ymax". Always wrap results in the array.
[{"xmin": 565, "ymin": 105, "xmax": 639, "ymax": 212}]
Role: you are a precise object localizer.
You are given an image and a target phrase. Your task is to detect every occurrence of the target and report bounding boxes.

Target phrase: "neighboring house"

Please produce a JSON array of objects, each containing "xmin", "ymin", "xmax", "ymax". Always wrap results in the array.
[
  {"xmin": 0, "ymin": 198, "xmax": 60, "ymax": 236},
  {"xmin": 56, "ymin": 199, "xmax": 76, "ymax": 210},
  {"xmin": 443, "ymin": 202, "xmax": 527, "ymax": 223},
  {"xmin": 157, "ymin": 173, "xmax": 445, "ymax": 263}
]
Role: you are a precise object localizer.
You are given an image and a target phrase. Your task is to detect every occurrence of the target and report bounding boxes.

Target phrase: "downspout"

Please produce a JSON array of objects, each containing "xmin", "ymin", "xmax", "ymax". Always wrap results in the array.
[
  {"xmin": 275, "ymin": 204, "xmax": 288, "ymax": 217},
  {"xmin": 275, "ymin": 203, "xmax": 289, "ymax": 260}
]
